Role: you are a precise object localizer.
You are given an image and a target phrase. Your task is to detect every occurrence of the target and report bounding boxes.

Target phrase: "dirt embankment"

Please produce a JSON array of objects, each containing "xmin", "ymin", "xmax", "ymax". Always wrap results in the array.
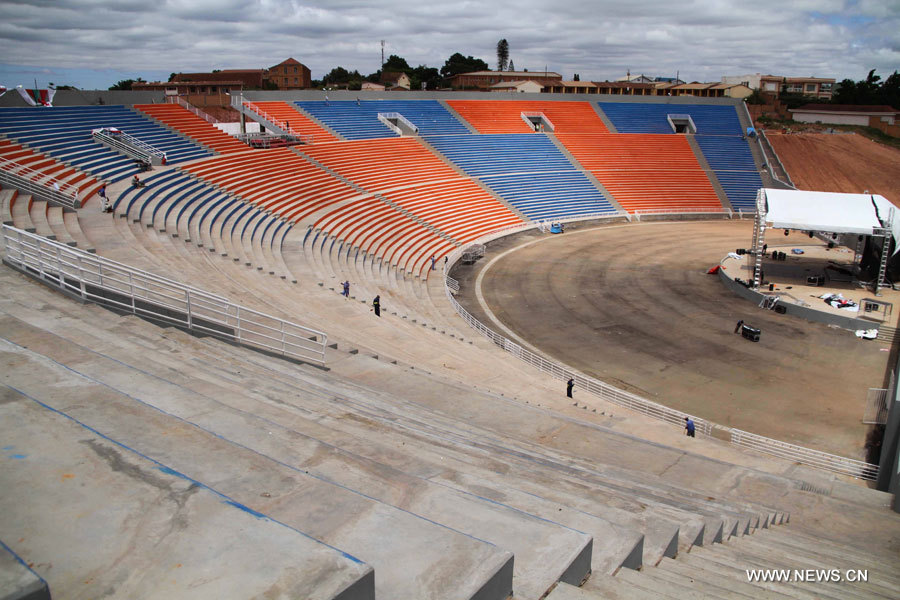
[{"xmin": 767, "ymin": 132, "xmax": 900, "ymax": 204}]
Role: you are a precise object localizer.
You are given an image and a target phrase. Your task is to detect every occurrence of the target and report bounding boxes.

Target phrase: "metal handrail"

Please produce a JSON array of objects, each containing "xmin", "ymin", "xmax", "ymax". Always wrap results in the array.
[
  {"xmin": 169, "ymin": 96, "xmax": 221, "ymax": 125},
  {"xmin": 92, "ymin": 128, "xmax": 166, "ymax": 165},
  {"xmin": 2, "ymin": 225, "xmax": 328, "ymax": 365},
  {"xmin": 0, "ymin": 157, "xmax": 80, "ymax": 209},
  {"xmin": 441, "ymin": 214, "xmax": 879, "ymax": 480},
  {"xmin": 243, "ymin": 101, "xmax": 314, "ymax": 144}
]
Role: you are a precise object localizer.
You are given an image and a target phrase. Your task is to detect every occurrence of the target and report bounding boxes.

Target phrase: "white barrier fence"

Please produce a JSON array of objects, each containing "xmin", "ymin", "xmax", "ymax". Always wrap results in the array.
[
  {"xmin": 442, "ymin": 218, "xmax": 879, "ymax": 480},
  {"xmin": 730, "ymin": 429, "xmax": 878, "ymax": 480},
  {"xmin": 0, "ymin": 157, "xmax": 80, "ymax": 209},
  {"xmin": 2, "ymin": 225, "xmax": 328, "ymax": 365}
]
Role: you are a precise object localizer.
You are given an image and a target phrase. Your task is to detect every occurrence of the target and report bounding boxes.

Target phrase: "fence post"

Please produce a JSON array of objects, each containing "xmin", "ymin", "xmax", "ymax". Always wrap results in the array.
[
  {"xmin": 185, "ymin": 289, "xmax": 192, "ymax": 329},
  {"xmin": 129, "ymin": 271, "xmax": 136, "ymax": 315}
]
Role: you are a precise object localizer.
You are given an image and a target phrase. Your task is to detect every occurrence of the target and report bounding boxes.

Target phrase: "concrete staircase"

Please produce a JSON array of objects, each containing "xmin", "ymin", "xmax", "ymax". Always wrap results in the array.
[{"xmin": 3, "ymin": 243, "xmax": 899, "ymax": 598}]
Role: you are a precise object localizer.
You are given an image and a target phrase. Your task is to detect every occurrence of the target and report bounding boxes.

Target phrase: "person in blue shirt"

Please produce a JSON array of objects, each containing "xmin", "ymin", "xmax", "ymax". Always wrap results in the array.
[{"xmin": 684, "ymin": 417, "xmax": 695, "ymax": 438}]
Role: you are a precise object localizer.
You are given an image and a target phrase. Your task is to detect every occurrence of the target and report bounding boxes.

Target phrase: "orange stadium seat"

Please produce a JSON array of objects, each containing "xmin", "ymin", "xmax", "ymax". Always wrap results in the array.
[
  {"xmin": 135, "ymin": 104, "xmax": 249, "ymax": 155},
  {"xmin": 243, "ymin": 101, "xmax": 340, "ymax": 143},
  {"xmin": 446, "ymin": 100, "xmax": 609, "ymax": 134},
  {"xmin": 556, "ymin": 133, "xmax": 724, "ymax": 214}
]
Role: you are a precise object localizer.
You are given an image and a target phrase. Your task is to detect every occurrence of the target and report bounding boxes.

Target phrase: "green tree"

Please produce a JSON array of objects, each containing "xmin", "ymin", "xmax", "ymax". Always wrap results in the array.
[
  {"xmin": 382, "ymin": 55, "xmax": 411, "ymax": 73},
  {"xmin": 832, "ymin": 69, "xmax": 899, "ymax": 105},
  {"xmin": 440, "ymin": 53, "xmax": 488, "ymax": 78},
  {"xmin": 410, "ymin": 65, "xmax": 441, "ymax": 90},
  {"xmin": 496, "ymin": 39, "xmax": 509, "ymax": 72},
  {"xmin": 108, "ymin": 78, "xmax": 144, "ymax": 91}
]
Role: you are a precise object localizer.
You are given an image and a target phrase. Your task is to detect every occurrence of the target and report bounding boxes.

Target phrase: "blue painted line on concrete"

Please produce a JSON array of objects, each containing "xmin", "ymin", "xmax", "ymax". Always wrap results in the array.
[
  {"xmin": 0, "ymin": 333, "xmax": 501, "ymax": 550},
  {"xmin": 0, "ymin": 536, "xmax": 50, "ymax": 589},
  {"xmin": 3, "ymin": 382, "xmax": 367, "ymax": 566}
]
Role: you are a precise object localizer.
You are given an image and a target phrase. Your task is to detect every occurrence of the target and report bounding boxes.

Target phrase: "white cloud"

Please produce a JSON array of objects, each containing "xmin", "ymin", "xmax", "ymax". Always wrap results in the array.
[{"xmin": 0, "ymin": 0, "xmax": 896, "ymax": 89}]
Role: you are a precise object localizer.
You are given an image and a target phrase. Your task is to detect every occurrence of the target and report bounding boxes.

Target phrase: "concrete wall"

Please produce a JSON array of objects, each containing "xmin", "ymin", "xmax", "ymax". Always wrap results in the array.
[
  {"xmin": 0, "ymin": 89, "xmax": 166, "ymax": 108},
  {"xmin": 792, "ymin": 111, "xmax": 869, "ymax": 126},
  {"xmin": 0, "ymin": 88, "xmax": 746, "ymax": 109}
]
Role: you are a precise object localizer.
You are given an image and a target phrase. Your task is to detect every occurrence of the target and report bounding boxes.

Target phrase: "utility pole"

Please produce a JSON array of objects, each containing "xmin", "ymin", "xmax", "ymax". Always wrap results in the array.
[{"xmin": 381, "ymin": 40, "xmax": 385, "ymax": 69}]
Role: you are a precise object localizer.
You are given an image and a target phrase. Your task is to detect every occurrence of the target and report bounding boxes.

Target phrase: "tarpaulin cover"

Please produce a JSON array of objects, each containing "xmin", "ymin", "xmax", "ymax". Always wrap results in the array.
[{"xmin": 764, "ymin": 188, "xmax": 892, "ymax": 235}]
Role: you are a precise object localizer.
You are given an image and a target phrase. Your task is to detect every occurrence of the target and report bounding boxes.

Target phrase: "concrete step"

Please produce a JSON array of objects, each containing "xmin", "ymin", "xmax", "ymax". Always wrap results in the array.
[
  {"xmin": 676, "ymin": 550, "xmax": 837, "ymax": 600},
  {"xmin": 544, "ymin": 581, "xmax": 605, "ymax": 599},
  {"xmin": 0, "ymin": 298, "xmax": 597, "ymax": 600},
  {"xmin": 62, "ymin": 208, "xmax": 96, "ymax": 252},
  {"xmin": 11, "ymin": 193, "xmax": 35, "ymax": 233},
  {"xmin": 0, "ymin": 386, "xmax": 374, "ymax": 600},
  {"xmin": 0, "ymin": 313, "xmax": 515, "ymax": 600},
  {"xmin": 687, "ymin": 545, "xmax": 876, "ymax": 600},
  {"xmin": 582, "ymin": 570, "xmax": 681, "ymax": 599},
  {"xmin": 1, "ymin": 187, "xmax": 16, "ymax": 225},
  {"xmin": 27, "ymin": 200, "xmax": 55, "ymax": 240},
  {"xmin": 46, "ymin": 205, "xmax": 77, "ymax": 246}
]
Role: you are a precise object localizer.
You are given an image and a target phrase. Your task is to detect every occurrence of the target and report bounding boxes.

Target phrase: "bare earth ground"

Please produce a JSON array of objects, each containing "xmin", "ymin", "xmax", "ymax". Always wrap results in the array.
[
  {"xmin": 456, "ymin": 220, "xmax": 892, "ymax": 459},
  {"xmin": 767, "ymin": 132, "xmax": 900, "ymax": 204}
]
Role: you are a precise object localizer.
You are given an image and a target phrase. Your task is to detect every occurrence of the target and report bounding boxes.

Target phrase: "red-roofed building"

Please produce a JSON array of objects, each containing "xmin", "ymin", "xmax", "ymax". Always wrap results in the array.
[{"xmin": 269, "ymin": 58, "xmax": 312, "ymax": 89}]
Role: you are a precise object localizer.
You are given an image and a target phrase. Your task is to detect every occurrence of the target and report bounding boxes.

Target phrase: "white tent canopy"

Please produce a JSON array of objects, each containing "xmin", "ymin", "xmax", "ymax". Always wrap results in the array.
[{"xmin": 763, "ymin": 188, "xmax": 894, "ymax": 235}]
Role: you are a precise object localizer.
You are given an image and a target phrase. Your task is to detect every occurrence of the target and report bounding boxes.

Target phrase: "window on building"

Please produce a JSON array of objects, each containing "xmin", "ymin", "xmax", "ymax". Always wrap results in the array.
[
  {"xmin": 294, "ymin": 78, "xmax": 298, "ymax": 84},
  {"xmin": 821, "ymin": 83, "xmax": 832, "ymax": 91},
  {"xmin": 805, "ymin": 84, "xmax": 817, "ymax": 92}
]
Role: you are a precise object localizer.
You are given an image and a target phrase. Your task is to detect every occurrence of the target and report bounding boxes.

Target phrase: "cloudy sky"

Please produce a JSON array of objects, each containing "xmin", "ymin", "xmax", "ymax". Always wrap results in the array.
[{"xmin": 0, "ymin": 0, "xmax": 897, "ymax": 90}]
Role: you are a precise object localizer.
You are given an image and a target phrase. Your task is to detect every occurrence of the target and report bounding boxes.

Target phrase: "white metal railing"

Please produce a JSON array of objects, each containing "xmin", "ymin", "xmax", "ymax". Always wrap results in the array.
[
  {"xmin": 92, "ymin": 128, "xmax": 166, "ymax": 165},
  {"xmin": 242, "ymin": 101, "xmax": 314, "ymax": 144},
  {"xmin": 2, "ymin": 225, "xmax": 328, "ymax": 365},
  {"xmin": 633, "ymin": 207, "xmax": 732, "ymax": 219},
  {"xmin": 169, "ymin": 96, "xmax": 221, "ymax": 124},
  {"xmin": 235, "ymin": 131, "xmax": 314, "ymax": 148},
  {"xmin": 757, "ymin": 130, "xmax": 796, "ymax": 188},
  {"xmin": 442, "ymin": 217, "xmax": 880, "ymax": 480},
  {"xmin": 378, "ymin": 112, "xmax": 419, "ymax": 136},
  {"xmin": 731, "ymin": 429, "xmax": 878, "ymax": 480},
  {"xmin": 0, "ymin": 156, "xmax": 80, "ymax": 209},
  {"xmin": 863, "ymin": 388, "xmax": 890, "ymax": 424}
]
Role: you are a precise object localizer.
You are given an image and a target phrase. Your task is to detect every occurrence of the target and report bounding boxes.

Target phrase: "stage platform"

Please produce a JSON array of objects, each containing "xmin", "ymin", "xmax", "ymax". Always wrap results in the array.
[{"xmin": 721, "ymin": 235, "xmax": 900, "ymax": 331}]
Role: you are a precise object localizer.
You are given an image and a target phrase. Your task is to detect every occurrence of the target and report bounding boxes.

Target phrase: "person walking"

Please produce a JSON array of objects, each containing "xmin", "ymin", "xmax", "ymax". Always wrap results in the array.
[
  {"xmin": 372, "ymin": 295, "xmax": 381, "ymax": 317},
  {"xmin": 342, "ymin": 281, "xmax": 350, "ymax": 297},
  {"xmin": 734, "ymin": 319, "xmax": 744, "ymax": 334},
  {"xmin": 684, "ymin": 417, "xmax": 695, "ymax": 438},
  {"xmin": 431, "ymin": 255, "xmax": 436, "ymax": 271},
  {"xmin": 566, "ymin": 378, "xmax": 574, "ymax": 398}
]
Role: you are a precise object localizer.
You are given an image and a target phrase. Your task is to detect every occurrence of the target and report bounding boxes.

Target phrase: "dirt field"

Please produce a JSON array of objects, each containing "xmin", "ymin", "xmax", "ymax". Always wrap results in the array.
[
  {"xmin": 457, "ymin": 220, "xmax": 892, "ymax": 459},
  {"xmin": 767, "ymin": 132, "xmax": 900, "ymax": 204}
]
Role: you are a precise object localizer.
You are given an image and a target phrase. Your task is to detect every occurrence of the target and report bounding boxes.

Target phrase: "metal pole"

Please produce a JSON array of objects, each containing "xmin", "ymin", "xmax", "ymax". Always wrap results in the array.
[{"xmin": 186, "ymin": 289, "xmax": 192, "ymax": 329}]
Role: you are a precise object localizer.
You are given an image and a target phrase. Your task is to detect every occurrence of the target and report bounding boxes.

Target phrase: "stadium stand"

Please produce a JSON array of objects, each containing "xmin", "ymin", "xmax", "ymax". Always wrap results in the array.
[
  {"xmin": 694, "ymin": 135, "xmax": 764, "ymax": 211},
  {"xmin": 243, "ymin": 100, "xmax": 341, "ymax": 142},
  {"xmin": 556, "ymin": 133, "xmax": 725, "ymax": 213},
  {"xmin": 0, "ymin": 105, "xmax": 211, "ymax": 187},
  {"xmin": 135, "ymin": 103, "xmax": 249, "ymax": 154},
  {"xmin": 597, "ymin": 101, "xmax": 744, "ymax": 135},
  {"xmin": 446, "ymin": 100, "xmax": 609, "ymax": 134},
  {"xmin": 426, "ymin": 133, "xmax": 617, "ymax": 220},
  {"xmin": 295, "ymin": 99, "xmax": 471, "ymax": 139},
  {"xmin": 5, "ymin": 96, "xmax": 899, "ymax": 600},
  {"xmin": 0, "ymin": 138, "xmax": 104, "ymax": 204}
]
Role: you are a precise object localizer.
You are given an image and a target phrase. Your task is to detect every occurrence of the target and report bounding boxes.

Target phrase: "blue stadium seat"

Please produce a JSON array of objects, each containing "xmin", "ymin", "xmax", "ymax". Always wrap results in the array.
[
  {"xmin": 694, "ymin": 136, "xmax": 763, "ymax": 211},
  {"xmin": 0, "ymin": 105, "xmax": 212, "ymax": 183},
  {"xmin": 427, "ymin": 134, "xmax": 617, "ymax": 220},
  {"xmin": 295, "ymin": 100, "xmax": 470, "ymax": 140},
  {"xmin": 598, "ymin": 102, "xmax": 744, "ymax": 135}
]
